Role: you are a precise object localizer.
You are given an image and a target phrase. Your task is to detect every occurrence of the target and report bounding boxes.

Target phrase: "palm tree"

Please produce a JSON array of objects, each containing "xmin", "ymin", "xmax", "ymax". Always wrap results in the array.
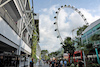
[{"xmin": 74, "ymin": 36, "xmax": 93, "ymax": 67}]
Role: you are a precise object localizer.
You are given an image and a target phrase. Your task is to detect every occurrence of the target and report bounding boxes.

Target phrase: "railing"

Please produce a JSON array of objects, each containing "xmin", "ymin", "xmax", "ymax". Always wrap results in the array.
[{"xmin": 0, "ymin": 7, "xmax": 19, "ymax": 35}]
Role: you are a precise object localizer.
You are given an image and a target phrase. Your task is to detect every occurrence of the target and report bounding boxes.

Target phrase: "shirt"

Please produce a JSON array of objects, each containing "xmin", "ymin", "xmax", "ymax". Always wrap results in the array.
[
  {"xmin": 64, "ymin": 61, "xmax": 67, "ymax": 64},
  {"xmin": 60, "ymin": 60, "xmax": 63, "ymax": 65}
]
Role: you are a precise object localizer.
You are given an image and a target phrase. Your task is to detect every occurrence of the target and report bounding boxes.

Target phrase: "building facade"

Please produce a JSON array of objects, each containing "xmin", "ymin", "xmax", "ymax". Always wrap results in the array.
[
  {"xmin": 81, "ymin": 19, "xmax": 100, "ymax": 63},
  {"xmin": 0, "ymin": 0, "xmax": 34, "ymax": 67},
  {"xmin": 82, "ymin": 19, "xmax": 100, "ymax": 48}
]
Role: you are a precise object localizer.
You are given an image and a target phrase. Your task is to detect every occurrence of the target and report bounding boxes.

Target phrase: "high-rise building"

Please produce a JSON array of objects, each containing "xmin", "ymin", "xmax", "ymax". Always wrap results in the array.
[{"xmin": 0, "ymin": 0, "xmax": 34, "ymax": 66}]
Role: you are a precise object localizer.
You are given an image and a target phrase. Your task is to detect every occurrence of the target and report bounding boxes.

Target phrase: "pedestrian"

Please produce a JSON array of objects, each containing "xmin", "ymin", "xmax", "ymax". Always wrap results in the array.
[
  {"xmin": 64, "ymin": 59, "xmax": 67, "ymax": 67},
  {"xmin": 60, "ymin": 59, "xmax": 63, "ymax": 67},
  {"xmin": 51, "ymin": 60, "xmax": 55, "ymax": 67},
  {"xmin": 55, "ymin": 60, "xmax": 59, "ymax": 67},
  {"xmin": 30, "ymin": 58, "xmax": 34, "ymax": 67},
  {"xmin": 79, "ymin": 59, "xmax": 84, "ymax": 67},
  {"xmin": 57, "ymin": 60, "xmax": 60, "ymax": 67},
  {"xmin": 76, "ymin": 63, "xmax": 79, "ymax": 67},
  {"xmin": 70, "ymin": 62, "xmax": 75, "ymax": 67},
  {"xmin": 49, "ymin": 61, "xmax": 52, "ymax": 67}
]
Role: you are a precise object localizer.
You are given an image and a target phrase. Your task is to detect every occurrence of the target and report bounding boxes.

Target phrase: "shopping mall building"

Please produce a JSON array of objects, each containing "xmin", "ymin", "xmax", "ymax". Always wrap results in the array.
[
  {"xmin": 0, "ymin": 0, "xmax": 34, "ymax": 67},
  {"xmin": 81, "ymin": 19, "xmax": 100, "ymax": 63}
]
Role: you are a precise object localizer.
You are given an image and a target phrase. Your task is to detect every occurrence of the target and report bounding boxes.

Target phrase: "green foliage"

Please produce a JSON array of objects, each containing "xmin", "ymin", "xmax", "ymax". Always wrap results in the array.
[
  {"xmin": 74, "ymin": 37, "xmax": 93, "ymax": 55},
  {"xmin": 31, "ymin": 31, "xmax": 38, "ymax": 60},
  {"xmin": 77, "ymin": 25, "xmax": 88, "ymax": 36},
  {"xmin": 63, "ymin": 37, "xmax": 75, "ymax": 56},
  {"xmin": 44, "ymin": 55, "xmax": 49, "ymax": 60},
  {"xmin": 48, "ymin": 51, "xmax": 60, "ymax": 58},
  {"xmin": 91, "ymin": 34, "xmax": 100, "ymax": 41},
  {"xmin": 88, "ymin": 63, "xmax": 100, "ymax": 67},
  {"xmin": 41, "ymin": 50, "xmax": 49, "ymax": 60},
  {"xmin": 41, "ymin": 50, "xmax": 48, "ymax": 55}
]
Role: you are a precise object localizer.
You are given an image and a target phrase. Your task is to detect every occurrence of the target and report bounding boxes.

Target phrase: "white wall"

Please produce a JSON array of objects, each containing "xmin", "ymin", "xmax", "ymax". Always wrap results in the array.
[{"xmin": 0, "ymin": 17, "xmax": 31, "ymax": 54}]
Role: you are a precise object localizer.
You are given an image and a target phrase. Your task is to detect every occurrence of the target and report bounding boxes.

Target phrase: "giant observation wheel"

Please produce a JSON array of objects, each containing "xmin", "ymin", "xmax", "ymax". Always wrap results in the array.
[{"xmin": 54, "ymin": 5, "xmax": 89, "ymax": 45}]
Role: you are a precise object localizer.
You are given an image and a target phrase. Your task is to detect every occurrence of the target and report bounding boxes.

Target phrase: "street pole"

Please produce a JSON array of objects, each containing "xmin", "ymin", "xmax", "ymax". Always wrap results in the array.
[
  {"xmin": 94, "ymin": 42, "xmax": 100, "ymax": 64},
  {"xmin": 82, "ymin": 51, "xmax": 86, "ymax": 67},
  {"xmin": 81, "ymin": 35, "xmax": 86, "ymax": 67}
]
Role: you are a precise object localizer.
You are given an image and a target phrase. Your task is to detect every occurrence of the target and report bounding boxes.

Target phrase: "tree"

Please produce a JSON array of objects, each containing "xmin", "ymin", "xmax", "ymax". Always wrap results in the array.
[
  {"xmin": 63, "ymin": 37, "xmax": 75, "ymax": 56},
  {"xmin": 74, "ymin": 36, "xmax": 93, "ymax": 67},
  {"xmin": 91, "ymin": 34, "xmax": 100, "ymax": 41},
  {"xmin": 41, "ymin": 50, "xmax": 48, "ymax": 60},
  {"xmin": 41, "ymin": 50, "xmax": 48, "ymax": 55},
  {"xmin": 77, "ymin": 25, "xmax": 88, "ymax": 36}
]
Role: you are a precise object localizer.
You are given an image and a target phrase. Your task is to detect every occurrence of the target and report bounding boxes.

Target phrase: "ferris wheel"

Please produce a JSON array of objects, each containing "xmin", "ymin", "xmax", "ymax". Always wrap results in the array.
[{"xmin": 54, "ymin": 5, "xmax": 89, "ymax": 45}]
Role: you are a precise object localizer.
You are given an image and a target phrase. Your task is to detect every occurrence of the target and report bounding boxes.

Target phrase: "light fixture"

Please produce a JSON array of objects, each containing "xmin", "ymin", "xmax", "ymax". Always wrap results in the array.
[{"xmin": 12, "ymin": 51, "xmax": 14, "ymax": 53}]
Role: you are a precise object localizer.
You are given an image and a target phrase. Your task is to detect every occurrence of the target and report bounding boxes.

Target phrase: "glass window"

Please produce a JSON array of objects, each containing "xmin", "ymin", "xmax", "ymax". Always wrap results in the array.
[{"xmin": 93, "ymin": 23, "xmax": 100, "ymax": 32}]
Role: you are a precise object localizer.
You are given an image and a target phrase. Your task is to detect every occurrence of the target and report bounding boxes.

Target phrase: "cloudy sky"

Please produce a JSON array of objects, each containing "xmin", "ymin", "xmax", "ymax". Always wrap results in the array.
[{"xmin": 30, "ymin": 0, "xmax": 100, "ymax": 53}]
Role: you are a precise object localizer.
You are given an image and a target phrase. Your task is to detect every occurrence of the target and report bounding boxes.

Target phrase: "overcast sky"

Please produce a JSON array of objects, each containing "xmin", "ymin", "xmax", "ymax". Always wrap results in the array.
[{"xmin": 30, "ymin": 0, "xmax": 100, "ymax": 53}]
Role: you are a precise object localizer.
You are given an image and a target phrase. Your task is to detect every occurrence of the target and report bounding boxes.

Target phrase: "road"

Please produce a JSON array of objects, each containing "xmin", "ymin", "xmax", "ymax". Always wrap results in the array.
[{"xmin": 34, "ymin": 64, "xmax": 49, "ymax": 67}]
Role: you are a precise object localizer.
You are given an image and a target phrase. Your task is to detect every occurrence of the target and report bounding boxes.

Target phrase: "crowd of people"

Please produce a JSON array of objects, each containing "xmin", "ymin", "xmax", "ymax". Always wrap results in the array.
[{"xmin": 48, "ymin": 59, "xmax": 84, "ymax": 67}]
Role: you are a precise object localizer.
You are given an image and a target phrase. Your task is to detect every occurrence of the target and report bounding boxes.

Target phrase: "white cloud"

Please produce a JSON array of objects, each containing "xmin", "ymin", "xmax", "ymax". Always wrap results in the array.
[
  {"xmin": 39, "ymin": 5, "xmax": 100, "ymax": 53},
  {"xmin": 79, "ymin": 8, "xmax": 100, "ymax": 24}
]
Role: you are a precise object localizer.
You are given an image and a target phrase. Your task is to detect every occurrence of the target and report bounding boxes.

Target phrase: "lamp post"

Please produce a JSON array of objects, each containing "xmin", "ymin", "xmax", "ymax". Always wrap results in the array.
[
  {"xmin": 93, "ymin": 43, "xmax": 100, "ymax": 64},
  {"xmin": 81, "ymin": 47, "xmax": 86, "ymax": 67}
]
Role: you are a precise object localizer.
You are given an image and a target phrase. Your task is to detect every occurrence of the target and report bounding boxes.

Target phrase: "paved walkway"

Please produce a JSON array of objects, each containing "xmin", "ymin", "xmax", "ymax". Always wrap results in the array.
[{"xmin": 34, "ymin": 64, "xmax": 49, "ymax": 67}]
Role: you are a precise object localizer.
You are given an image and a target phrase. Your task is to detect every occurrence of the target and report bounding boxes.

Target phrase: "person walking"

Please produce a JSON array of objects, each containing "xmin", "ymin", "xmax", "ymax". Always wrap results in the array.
[
  {"xmin": 64, "ymin": 59, "xmax": 67, "ymax": 67},
  {"xmin": 30, "ymin": 59, "xmax": 34, "ymax": 67},
  {"xmin": 79, "ymin": 59, "xmax": 84, "ymax": 67},
  {"xmin": 51, "ymin": 60, "xmax": 55, "ymax": 67},
  {"xmin": 55, "ymin": 60, "xmax": 59, "ymax": 67},
  {"xmin": 70, "ymin": 62, "xmax": 75, "ymax": 67},
  {"xmin": 60, "ymin": 59, "xmax": 63, "ymax": 67}
]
